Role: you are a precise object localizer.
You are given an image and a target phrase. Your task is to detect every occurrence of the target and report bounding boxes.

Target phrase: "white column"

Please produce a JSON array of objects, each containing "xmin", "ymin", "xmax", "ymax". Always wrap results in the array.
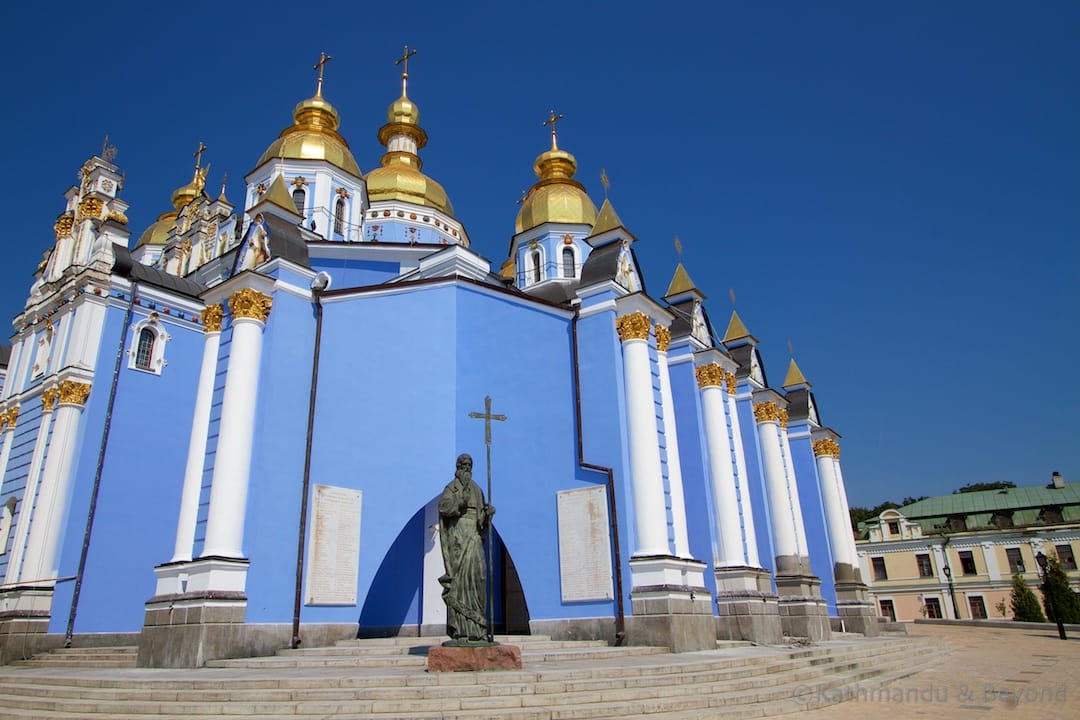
[
  {"xmin": 20, "ymin": 381, "xmax": 92, "ymax": 582},
  {"xmin": 778, "ymin": 417, "xmax": 810, "ymax": 555},
  {"xmin": 2, "ymin": 338, "xmax": 26, "ymax": 400},
  {"xmin": 696, "ymin": 364, "xmax": 744, "ymax": 567},
  {"xmin": 0, "ymin": 407, "xmax": 18, "ymax": 476},
  {"xmin": 655, "ymin": 328, "xmax": 691, "ymax": 558},
  {"xmin": 726, "ymin": 385, "xmax": 760, "ymax": 567},
  {"xmin": 832, "ymin": 457, "xmax": 860, "ymax": 566},
  {"xmin": 615, "ymin": 312, "xmax": 669, "ymax": 557},
  {"xmin": 171, "ymin": 304, "xmax": 224, "ymax": 562},
  {"xmin": 982, "ymin": 542, "xmax": 1001, "ymax": 581},
  {"xmin": 201, "ymin": 289, "xmax": 271, "ymax": 559},
  {"xmin": 5, "ymin": 393, "xmax": 56, "ymax": 583},
  {"xmin": 814, "ymin": 439, "xmax": 853, "ymax": 569},
  {"xmin": 755, "ymin": 402, "xmax": 800, "ymax": 561}
]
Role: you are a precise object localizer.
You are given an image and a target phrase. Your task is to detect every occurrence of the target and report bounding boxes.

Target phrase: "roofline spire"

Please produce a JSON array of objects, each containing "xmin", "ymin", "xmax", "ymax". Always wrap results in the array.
[
  {"xmin": 313, "ymin": 51, "xmax": 332, "ymax": 98},
  {"xmin": 543, "ymin": 109, "xmax": 564, "ymax": 151}
]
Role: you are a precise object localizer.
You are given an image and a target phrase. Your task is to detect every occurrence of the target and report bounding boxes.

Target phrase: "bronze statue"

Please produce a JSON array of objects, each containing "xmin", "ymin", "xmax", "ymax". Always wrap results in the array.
[{"xmin": 438, "ymin": 453, "xmax": 495, "ymax": 644}]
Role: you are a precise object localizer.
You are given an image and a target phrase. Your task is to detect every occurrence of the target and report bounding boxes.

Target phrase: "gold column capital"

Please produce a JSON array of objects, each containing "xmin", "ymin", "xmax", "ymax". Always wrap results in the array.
[
  {"xmin": 615, "ymin": 312, "xmax": 650, "ymax": 342},
  {"xmin": 0, "ymin": 405, "xmax": 19, "ymax": 432},
  {"xmin": 778, "ymin": 408, "xmax": 789, "ymax": 429},
  {"xmin": 229, "ymin": 288, "xmax": 273, "ymax": 322},
  {"xmin": 654, "ymin": 325, "xmax": 671, "ymax": 353},
  {"xmin": 752, "ymin": 401, "xmax": 781, "ymax": 424},
  {"xmin": 201, "ymin": 303, "xmax": 224, "ymax": 332},
  {"xmin": 813, "ymin": 438, "xmax": 841, "ymax": 458},
  {"xmin": 725, "ymin": 372, "xmax": 738, "ymax": 395},
  {"xmin": 54, "ymin": 212, "xmax": 74, "ymax": 238},
  {"xmin": 41, "ymin": 388, "xmax": 59, "ymax": 412},
  {"xmin": 57, "ymin": 380, "xmax": 92, "ymax": 407},
  {"xmin": 695, "ymin": 363, "xmax": 725, "ymax": 389}
]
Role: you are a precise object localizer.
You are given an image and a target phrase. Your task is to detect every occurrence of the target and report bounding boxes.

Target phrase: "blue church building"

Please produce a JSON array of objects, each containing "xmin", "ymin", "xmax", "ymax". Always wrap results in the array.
[{"xmin": 0, "ymin": 58, "xmax": 876, "ymax": 667}]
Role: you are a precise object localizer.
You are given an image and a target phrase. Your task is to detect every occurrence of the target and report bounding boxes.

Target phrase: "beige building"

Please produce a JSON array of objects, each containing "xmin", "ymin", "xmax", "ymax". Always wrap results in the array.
[{"xmin": 856, "ymin": 473, "xmax": 1079, "ymax": 622}]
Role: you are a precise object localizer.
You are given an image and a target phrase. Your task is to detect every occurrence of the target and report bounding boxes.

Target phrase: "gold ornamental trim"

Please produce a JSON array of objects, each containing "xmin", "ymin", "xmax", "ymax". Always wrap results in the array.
[
  {"xmin": 41, "ymin": 388, "xmax": 59, "ymax": 412},
  {"xmin": 201, "ymin": 303, "xmax": 224, "ymax": 333},
  {"xmin": 77, "ymin": 196, "xmax": 104, "ymax": 221},
  {"xmin": 695, "ymin": 363, "xmax": 725, "ymax": 389},
  {"xmin": 812, "ymin": 438, "xmax": 841, "ymax": 458},
  {"xmin": 752, "ymin": 401, "xmax": 781, "ymax": 424},
  {"xmin": 54, "ymin": 212, "xmax": 75, "ymax": 238},
  {"xmin": 778, "ymin": 408, "xmax": 789, "ymax": 429},
  {"xmin": 615, "ymin": 312, "xmax": 651, "ymax": 342},
  {"xmin": 725, "ymin": 372, "xmax": 738, "ymax": 395},
  {"xmin": 654, "ymin": 325, "xmax": 671, "ymax": 352},
  {"xmin": 57, "ymin": 381, "xmax": 92, "ymax": 407},
  {"xmin": 229, "ymin": 288, "xmax": 273, "ymax": 323},
  {"xmin": 0, "ymin": 405, "xmax": 19, "ymax": 432}
]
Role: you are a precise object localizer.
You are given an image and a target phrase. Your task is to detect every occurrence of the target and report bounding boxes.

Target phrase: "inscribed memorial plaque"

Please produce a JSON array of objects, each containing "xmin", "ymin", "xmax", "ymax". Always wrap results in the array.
[
  {"xmin": 304, "ymin": 484, "xmax": 362, "ymax": 606},
  {"xmin": 557, "ymin": 486, "xmax": 614, "ymax": 602}
]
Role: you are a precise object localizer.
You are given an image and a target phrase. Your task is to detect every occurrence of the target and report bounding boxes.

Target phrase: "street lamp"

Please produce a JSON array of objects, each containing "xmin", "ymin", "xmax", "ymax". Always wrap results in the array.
[
  {"xmin": 943, "ymin": 564, "xmax": 961, "ymax": 619},
  {"xmin": 1035, "ymin": 552, "xmax": 1067, "ymax": 641}
]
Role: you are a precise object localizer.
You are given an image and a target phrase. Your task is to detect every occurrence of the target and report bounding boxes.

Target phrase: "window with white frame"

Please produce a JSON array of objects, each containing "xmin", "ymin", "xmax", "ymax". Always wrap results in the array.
[
  {"xmin": 528, "ymin": 249, "xmax": 543, "ymax": 285},
  {"xmin": 334, "ymin": 197, "xmax": 346, "ymax": 236},
  {"xmin": 562, "ymin": 247, "xmax": 576, "ymax": 278},
  {"xmin": 127, "ymin": 313, "xmax": 169, "ymax": 375},
  {"xmin": 292, "ymin": 188, "xmax": 306, "ymax": 216}
]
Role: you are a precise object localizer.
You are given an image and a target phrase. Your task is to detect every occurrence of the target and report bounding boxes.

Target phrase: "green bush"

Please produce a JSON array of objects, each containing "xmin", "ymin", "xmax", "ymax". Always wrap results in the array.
[
  {"xmin": 1040, "ymin": 556, "xmax": 1080, "ymax": 624},
  {"xmin": 1009, "ymin": 574, "xmax": 1046, "ymax": 622}
]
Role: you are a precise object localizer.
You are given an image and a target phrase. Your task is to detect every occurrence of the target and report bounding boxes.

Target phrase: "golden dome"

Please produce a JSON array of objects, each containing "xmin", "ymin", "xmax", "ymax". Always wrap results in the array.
[
  {"xmin": 135, "ymin": 211, "xmax": 178, "ymax": 248},
  {"xmin": 365, "ymin": 91, "xmax": 454, "ymax": 215},
  {"xmin": 256, "ymin": 93, "xmax": 361, "ymax": 177},
  {"xmin": 515, "ymin": 148, "xmax": 596, "ymax": 233}
]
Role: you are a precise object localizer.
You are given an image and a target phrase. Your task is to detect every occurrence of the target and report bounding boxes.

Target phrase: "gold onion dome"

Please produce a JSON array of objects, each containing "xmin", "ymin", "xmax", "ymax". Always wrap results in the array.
[
  {"xmin": 515, "ymin": 146, "xmax": 597, "ymax": 233},
  {"xmin": 364, "ymin": 89, "xmax": 454, "ymax": 215},
  {"xmin": 135, "ymin": 210, "xmax": 178, "ymax": 248},
  {"xmin": 257, "ymin": 91, "xmax": 362, "ymax": 177}
]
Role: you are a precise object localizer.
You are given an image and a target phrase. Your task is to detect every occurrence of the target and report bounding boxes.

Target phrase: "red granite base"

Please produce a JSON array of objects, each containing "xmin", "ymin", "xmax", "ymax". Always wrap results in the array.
[{"xmin": 427, "ymin": 644, "xmax": 522, "ymax": 672}]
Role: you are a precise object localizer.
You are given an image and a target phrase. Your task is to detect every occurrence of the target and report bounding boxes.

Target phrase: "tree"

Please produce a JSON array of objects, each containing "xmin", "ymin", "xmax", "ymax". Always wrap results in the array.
[
  {"xmin": 953, "ymin": 481, "xmax": 1016, "ymax": 494},
  {"xmin": 1009, "ymin": 574, "xmax": 1046, "ymax": 622},
  {"xmin": 1040, "ymin": 556, "xmax": 1080, "ymax": 624}
]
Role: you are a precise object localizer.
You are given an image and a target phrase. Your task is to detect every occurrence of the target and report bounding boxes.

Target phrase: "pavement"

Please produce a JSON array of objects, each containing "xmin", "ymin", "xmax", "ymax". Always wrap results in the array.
[{"xmin": 792, "ymin": 623, "xmax": 1080, "ymax": 719}]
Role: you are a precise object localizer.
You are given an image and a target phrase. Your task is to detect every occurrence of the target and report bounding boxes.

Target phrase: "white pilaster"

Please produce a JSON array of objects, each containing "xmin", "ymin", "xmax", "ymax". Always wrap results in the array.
[
  {"xmin": 20, "ymin": 382, "xmax": 92, "ymax": 583},
  {"xmin": 1, "ymin": 339, "xmax": 24, "ymax": 399},
  {"xmin": 982, "ymin": 542, "xmax": 1001, "ymax": 581},
  {"xmin": 778, "ymin": 423, "xmax": 810, "ymax": 555},
  {"xmin": 616, "ymin": 312, "xmax": 669, "ymax": 557},
  {"xmin": 5, "ymin": 394, "xmax": 57, "ymax": 584},
  {"xmin": 171, "ymin": 306, "xmax": 223, "ymax": 562},
  {"xmin": 755, "ymin": 403, "xmax": 800, "ymax": 560},
  {"xmin": 0, "ymin": 410, "xmax": 18, "ymax": 491},
  {"xmin": 726, "ymin": 389, "xmax": 760, "ymax": 567},
  {"xmin": 814, "ymin": 442, "xmax": 853, "ymax": 568},
  {"xmin": 655, "ymin": 335, "xmax": 691, "ymax": 558},
  {"xmin": 698, "ymin": 367, "xmax": 744, "ymax": 567},
  {"xmin": 201, "ymin": 289, "xmax": 271, "ymax": 560},
  {"xmin": 832, "ymin": 458, "xmax": 859, "ymax": 565}
]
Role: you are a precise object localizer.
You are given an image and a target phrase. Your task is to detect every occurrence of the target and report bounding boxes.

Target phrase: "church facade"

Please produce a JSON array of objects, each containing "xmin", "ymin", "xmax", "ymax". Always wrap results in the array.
[{"xmin": 0, "ymin": 60, "xmax": 876, "ymax": 667}]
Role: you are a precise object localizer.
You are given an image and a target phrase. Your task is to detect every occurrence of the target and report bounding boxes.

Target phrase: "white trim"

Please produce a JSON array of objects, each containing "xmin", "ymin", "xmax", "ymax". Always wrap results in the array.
[{"xmin": 127, "ymin": 313, "xmax": 170, "ymax": 375}]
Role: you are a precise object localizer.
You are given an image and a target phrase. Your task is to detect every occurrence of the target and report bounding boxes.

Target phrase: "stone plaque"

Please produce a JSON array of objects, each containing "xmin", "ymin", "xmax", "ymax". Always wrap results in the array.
[
  {"xmin": 557, "ymin": 486, "xmax": 614, "ymax": 602},
  {"xmin": 305, "ymin": 484, "xmax": 362, "ymax": 606}
]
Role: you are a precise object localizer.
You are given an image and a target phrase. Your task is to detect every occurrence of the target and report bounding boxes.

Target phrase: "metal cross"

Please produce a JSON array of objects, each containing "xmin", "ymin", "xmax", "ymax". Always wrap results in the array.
[
  {"xmin": 468, "ymin": 395, "xmax": 507, "ymax": 642},
  {"xmin": 395, "ymin": 45, "xmax": 417, "ymax": 96},
  {"xmin": 313, "ymin": 52, "xmax": 332, "ymax": 96},
  {"xmin": 543, "ymin": 109, "xmax": 565, "ymax": 150},
  {"xmin": 193, "ymin": 141, "xmax": 207, "ymax": 171}
]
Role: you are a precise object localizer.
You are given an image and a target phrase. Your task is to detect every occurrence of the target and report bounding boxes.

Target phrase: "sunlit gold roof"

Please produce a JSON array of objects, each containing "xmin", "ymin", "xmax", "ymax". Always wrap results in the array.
[
  {"xmin": 722, "ymin": 310, "xmax": 752, "ymax": 343},
  {"xmin": 783, "ymin": 359, "xmax": 810, "ymax": 388},
  {"xmin": 134, "ymin": 210, "xmax": 178, "ymax": 248},
  {"xmin": 365, "ymin": 87, "xmax": 454, "ymax": 215},
  {"xmin": 256, "ymin": 92, "xmax": 361, "ymax": 177},
  {"xmin": 664, "ymin": 263, "xmax": 697, "ymax": 298},
  {"xmin": 515, "ymin": 148, "xmax": 597, "ymax": 233}
]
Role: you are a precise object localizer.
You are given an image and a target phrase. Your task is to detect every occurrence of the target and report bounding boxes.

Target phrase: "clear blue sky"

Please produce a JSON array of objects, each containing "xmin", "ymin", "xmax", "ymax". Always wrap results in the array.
[{"xmin": 1, "ymin": 2, "xmax": 1077, "ymax": 507}]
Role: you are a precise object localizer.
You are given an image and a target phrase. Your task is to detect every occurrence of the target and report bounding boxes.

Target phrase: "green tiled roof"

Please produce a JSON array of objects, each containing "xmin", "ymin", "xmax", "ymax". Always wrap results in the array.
[{"xmin": 899, "ymin": 482, "xmax": 1080, "ymax": 519}]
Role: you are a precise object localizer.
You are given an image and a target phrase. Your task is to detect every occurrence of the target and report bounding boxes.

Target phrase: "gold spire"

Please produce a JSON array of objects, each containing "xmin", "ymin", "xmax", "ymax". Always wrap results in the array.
[
  {"xmin": 255, "ymin": 53, "xmax": 361, "ymax": 177},
  {"xmin": 722, "ymin": 310, "xmax": 751, "ymax": 343},
  {"xmin": 589, "ymin": 198, "xmax": 624, "ymax": 236},
  {"xmin": 664, "ymin": 263, "xmax": 697, "ymax": 298},
  {"xmin": 262, "ymin": 174, "xmax": 299, "ymax": 215},
  {"xmin": 783, "ymin": 359, "xmax": 810, "ymax": 388}
]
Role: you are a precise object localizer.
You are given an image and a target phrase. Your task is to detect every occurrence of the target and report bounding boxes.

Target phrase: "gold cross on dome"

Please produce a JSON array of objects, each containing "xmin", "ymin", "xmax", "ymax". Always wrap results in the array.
[
  {"xmin": 395, "ymin": 45, "xmax": 417, "ymax": 96},
  {"xmin": 543, "ymin": 110, "xmax": 565, "ymax": 150},
  {"xmin": 193, "ymin": 141, "xmax": 207, "ymax": 170},
  {"xmin": 313, "ymin": 51, "xmax": 332, "ymax": 96}
]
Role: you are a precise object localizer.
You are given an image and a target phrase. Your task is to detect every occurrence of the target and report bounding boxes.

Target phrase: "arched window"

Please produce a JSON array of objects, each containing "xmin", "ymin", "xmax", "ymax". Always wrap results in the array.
[
  {"xmin": 128, "ymin": 314, "xmax": 170, "ymax": 375},
  {"xmin": 135, "ymin": 328, "xmax": 155, "ymax": 370},
  {"xmin": 292, "ymin": 188, "xmax": 305, "ymax": 216},
  {"xmin": 334, "ymin": 197, "xmax": 346, "ymax": 236},
  {"xmin": 529, "ymin": 251, "xmax": 542, "ymax": 284},
  {"xmin": 562, "ymin": 247, "xmax": 576, "ymax": 278}
]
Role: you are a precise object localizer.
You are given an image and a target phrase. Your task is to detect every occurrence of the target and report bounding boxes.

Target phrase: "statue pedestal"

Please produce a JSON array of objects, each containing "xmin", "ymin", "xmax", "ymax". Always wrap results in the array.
[{"xmin": 427, "ymin": 643, "xmax": 522, "ymax": 672}]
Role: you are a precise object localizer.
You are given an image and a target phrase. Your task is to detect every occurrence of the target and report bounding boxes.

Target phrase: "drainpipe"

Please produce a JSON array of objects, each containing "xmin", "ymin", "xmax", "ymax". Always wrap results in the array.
[
  {"xmin": 64, "ymin": 278, "xmax": 139, "ymax": 647},
  {"xmin": 570, "ymin": 315, "xmax": 625, "ymax": 645},
  {"xmin": 292, "ymin": 271, "xmax": 330, "ymax": 649}
]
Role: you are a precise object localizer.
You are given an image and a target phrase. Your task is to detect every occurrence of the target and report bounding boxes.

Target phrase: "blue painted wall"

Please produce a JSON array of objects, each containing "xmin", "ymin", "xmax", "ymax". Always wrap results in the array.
[
  {"xmin": 788, "ymin": 428, "xmax": 837, "ymax": 610},
  {"xmin": 309, "ymin": 257, "xmax": 400, "ymax": 289},
  {"xmin": 735, "ymin": 392, "xmax": 776, "ymax": 585}
]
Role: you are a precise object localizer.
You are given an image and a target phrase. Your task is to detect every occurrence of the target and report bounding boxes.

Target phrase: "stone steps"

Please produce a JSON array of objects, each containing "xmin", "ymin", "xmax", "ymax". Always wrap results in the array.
[
  {"xmin": 0, "ymin": 635, "xmax": 947, "ymax": 718},
  {"xmin": 12, "ymin": 646, "xmax": 139, "ymax": 669}
]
